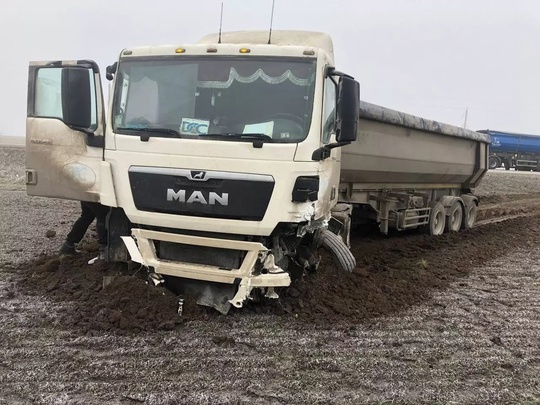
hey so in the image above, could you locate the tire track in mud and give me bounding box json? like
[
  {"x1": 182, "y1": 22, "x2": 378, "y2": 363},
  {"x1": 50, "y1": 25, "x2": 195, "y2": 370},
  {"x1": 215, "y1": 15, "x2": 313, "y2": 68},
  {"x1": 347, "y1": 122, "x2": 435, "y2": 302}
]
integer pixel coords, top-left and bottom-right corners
[{"x1": 477, "y1": 193, "x2": 540, "y2": 223}]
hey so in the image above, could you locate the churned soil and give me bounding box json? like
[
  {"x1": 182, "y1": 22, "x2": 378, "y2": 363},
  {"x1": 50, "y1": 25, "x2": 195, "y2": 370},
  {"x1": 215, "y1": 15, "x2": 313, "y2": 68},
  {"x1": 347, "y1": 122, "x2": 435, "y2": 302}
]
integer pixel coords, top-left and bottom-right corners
[
  {"x1": 279, "y1": 217, "x2": 540, "y2": 322},
  {"x1": 13, "y1": 200, "x2": 540, "y2": 334}
]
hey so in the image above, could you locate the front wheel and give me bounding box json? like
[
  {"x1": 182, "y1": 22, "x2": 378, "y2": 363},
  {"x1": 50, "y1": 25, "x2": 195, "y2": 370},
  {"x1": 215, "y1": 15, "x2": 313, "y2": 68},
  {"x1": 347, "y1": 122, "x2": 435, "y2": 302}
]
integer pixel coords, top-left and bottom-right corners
[{"x1": 319, "y1": 229, "x2": 356, "y2": 272}]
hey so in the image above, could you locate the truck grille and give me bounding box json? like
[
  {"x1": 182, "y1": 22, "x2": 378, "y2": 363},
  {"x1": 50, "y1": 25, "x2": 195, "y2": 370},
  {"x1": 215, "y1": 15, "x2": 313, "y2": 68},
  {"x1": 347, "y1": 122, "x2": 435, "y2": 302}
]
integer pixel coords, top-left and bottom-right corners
[{"x1": 128, "y1": 167, "x2": 274, "y2": 221}]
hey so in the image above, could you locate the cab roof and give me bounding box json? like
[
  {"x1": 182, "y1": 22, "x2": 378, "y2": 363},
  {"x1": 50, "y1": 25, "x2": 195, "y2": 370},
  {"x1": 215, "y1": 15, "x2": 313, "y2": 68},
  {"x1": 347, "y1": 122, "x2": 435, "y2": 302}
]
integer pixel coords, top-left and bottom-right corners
[{"x1": 198, "y1": 30, "x2": 334, "y2": 59}]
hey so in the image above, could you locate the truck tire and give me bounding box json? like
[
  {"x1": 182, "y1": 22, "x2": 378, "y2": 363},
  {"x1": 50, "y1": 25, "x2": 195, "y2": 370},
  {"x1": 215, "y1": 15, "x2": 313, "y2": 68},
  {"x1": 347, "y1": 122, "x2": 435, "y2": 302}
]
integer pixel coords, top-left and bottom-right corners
[
  {"x1": 488, "y1": 156, "x2": 500, "y2": 170},
  {"x1": 421, "y1": 202, "x2": 446, "y2": 236},
  {"x1": 461, "y1": 202, "x2": 478, "y2": 229},
  {"x1": 444, "y1": 201, "x2": 463, "y2": 233},
  {"x1": 319, "y1": 229, "x2": 356, "y2": 272}
]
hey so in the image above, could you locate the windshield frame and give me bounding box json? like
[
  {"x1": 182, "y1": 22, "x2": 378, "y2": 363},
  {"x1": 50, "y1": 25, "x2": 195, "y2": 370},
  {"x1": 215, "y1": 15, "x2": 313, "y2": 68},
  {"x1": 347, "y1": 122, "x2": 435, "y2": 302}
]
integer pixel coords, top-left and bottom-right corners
[{"x1": 111, "y1": 55, "x2": 317, "y2": 144}]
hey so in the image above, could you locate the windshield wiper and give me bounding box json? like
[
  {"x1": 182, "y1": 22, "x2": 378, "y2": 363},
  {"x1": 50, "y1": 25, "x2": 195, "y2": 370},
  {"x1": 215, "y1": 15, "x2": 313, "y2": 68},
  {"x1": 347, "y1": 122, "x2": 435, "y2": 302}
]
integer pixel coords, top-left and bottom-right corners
[
  {"x1": 116, "y1": 127, "x2": 182, "y2": 141},
  {"x1": 199, "y1": 133, "x2": 273, "y2": 147}
]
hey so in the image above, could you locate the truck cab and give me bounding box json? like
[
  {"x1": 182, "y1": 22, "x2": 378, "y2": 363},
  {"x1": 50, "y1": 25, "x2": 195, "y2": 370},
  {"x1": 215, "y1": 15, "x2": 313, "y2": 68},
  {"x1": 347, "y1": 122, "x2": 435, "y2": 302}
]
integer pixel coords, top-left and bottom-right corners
[{"x1": 26, "y1": 31, "x2": 360, "y2": 312}]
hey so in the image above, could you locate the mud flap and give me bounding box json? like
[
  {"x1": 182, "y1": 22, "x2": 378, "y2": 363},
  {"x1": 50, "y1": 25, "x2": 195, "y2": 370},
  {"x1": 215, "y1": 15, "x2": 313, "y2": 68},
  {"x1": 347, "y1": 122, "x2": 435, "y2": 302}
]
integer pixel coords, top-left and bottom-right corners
[{"x1": 330, "y1": 203, "x2": 353, "y2": 248}]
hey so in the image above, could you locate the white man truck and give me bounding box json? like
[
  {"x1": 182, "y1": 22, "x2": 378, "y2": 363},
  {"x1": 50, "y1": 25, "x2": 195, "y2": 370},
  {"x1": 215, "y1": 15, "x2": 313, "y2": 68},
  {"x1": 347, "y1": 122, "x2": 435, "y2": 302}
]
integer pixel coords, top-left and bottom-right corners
[{"x1": 26, "y1": 31, "x2": 489, "y2": 313}]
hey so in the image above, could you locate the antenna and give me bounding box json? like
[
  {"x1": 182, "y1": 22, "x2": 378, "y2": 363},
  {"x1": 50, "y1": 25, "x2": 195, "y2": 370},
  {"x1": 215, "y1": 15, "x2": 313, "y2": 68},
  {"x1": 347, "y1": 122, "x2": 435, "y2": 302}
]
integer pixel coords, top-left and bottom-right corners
[
  {"x1": 267, "y1": 0, "x2": 276, "y2": 44},
  {"x1": 218, "y1": 2, "x2": 224, "y2": 44},
  {"x1": 463, "y1": 107, "x2": 468, "y2": 129}
]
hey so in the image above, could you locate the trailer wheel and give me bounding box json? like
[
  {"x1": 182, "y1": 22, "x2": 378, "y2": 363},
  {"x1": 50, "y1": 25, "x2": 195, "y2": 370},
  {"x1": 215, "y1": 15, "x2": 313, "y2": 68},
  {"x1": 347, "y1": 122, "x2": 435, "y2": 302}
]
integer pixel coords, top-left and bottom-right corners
[
  {"x1": 319, "y1": 229, "x2": 356, "y2": 272},
  {"x1": 445, "y1": 201, "x2": 463, "y2": 233},
  {"x1": 488, "y1": 156, "x2": 500, "y2": 170},
  {"x1": 421, "y1": 202, "x2": 446, "y2": 236},
  {"x1": 461, "y1": 203, "x2": 478, "y2": 229}
]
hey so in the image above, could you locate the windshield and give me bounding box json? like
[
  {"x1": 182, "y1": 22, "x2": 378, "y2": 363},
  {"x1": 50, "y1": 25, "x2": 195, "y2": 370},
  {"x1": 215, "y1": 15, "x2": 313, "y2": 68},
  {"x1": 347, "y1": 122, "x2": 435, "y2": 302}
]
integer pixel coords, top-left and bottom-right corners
[{"x1": 112, "y1": 57, "x2": 316, "y2": 143}]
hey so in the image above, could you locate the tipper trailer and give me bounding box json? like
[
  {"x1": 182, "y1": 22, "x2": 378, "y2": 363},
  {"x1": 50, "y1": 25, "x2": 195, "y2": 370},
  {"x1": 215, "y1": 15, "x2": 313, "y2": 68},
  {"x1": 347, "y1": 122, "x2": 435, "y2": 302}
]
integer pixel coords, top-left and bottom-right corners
[{"x1": 26, "y1": 31, "x2": 489, "y2": 313}]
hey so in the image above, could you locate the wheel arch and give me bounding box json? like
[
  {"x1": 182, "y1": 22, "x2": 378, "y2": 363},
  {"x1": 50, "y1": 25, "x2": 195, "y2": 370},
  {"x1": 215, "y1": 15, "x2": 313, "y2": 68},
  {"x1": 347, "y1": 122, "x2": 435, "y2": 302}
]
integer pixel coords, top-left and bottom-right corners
[
  {"x1": 437, "y1": 195, "x2": 465, "y2": 215},
  {"x1": 460, "y1": 194, "x2": 479, "y2": 207}
]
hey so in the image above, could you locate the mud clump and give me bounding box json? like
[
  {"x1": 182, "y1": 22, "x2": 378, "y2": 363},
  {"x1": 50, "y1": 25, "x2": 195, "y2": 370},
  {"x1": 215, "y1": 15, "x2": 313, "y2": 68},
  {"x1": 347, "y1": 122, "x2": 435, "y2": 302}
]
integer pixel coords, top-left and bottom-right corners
[
  {"x1": 16, "y1": 253, "x2": 196, "y2": 333},
  {"x1": 75, "y1": 276, "x2": 184, "y2": 333}
]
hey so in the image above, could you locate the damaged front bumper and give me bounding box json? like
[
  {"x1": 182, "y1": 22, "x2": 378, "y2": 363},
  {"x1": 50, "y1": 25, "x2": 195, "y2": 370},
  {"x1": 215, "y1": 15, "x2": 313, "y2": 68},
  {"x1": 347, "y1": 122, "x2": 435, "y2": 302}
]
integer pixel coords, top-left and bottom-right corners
[{"x1": 121, "y1": 228, "x2": 291, "y2": 310}]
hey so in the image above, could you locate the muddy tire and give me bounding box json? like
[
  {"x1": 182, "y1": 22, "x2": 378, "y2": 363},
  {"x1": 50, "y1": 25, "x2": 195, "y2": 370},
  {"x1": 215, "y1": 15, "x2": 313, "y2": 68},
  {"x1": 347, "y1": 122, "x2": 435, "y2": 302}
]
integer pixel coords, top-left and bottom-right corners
[
  {"x1": 461, "y1": 202, "x2": 478, "y2": 229},
  {"x1": 421, "y1": 202, "x2": 446, "y2": 236},
  {"x1": 319, "y1": 229, "x2": 356, "y2": 272},
  {"x1": 445, "y1": 201, "x2": 463, "y2": 233}
]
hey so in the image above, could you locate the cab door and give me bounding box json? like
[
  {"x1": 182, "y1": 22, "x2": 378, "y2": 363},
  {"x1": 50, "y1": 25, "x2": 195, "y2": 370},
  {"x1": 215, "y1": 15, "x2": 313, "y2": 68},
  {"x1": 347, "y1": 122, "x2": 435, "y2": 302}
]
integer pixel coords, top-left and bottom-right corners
[
  {"x1": 26, "y1": 60, "x2": 105, "y2": 202},
  {"x1": 314, "y1": 68, "x2": 360, "y2": 218}
]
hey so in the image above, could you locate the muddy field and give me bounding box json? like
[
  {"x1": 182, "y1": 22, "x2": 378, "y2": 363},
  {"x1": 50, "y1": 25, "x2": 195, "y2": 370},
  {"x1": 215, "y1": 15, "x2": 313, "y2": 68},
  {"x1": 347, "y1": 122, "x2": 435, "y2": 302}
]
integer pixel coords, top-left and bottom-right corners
[{"x1": 1, "y1": 145, "x2": 540, "y2": 404}]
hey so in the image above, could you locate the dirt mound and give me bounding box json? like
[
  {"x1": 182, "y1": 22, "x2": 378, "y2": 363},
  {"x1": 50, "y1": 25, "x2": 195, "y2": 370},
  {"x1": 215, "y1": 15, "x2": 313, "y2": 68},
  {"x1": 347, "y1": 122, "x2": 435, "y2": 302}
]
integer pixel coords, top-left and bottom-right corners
[
  {"x1": 15, "y1": 215, "x2": 540, "y2": 333},
  {"x1": 16, "y1": 252, "x2": 192, "y2": 334}
]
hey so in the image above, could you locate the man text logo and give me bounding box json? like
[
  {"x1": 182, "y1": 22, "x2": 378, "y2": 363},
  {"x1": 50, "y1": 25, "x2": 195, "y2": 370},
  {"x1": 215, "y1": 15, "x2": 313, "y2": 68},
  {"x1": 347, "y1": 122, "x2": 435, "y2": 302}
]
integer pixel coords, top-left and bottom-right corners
[{"x1": 167, "y1": 189, "x2": 229, "y2": 206}]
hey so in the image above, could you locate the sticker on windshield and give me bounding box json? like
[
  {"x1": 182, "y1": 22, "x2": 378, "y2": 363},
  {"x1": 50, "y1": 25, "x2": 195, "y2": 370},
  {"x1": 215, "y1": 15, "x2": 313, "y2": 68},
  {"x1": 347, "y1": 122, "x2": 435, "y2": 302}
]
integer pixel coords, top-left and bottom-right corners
[
  {"x1": 180, "y1": 118, "x2": 209, "y2": 135},
  {"x1": 243, "y1": 121, "x2": 274, "y2": 136}
]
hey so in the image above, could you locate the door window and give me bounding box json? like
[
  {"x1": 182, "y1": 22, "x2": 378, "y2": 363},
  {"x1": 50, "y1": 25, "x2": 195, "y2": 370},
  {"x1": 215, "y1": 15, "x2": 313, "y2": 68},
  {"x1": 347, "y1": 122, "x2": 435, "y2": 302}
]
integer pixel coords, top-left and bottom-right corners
[
  {"x1": 34, "y1": 67, "x2": 97, "y2": 130},
  {"x1": 322, "y1": 76, "x2": 337, "y2": 144},
  {"x1": 35, "y1": 68, "x2": 63, "y2": 119}
]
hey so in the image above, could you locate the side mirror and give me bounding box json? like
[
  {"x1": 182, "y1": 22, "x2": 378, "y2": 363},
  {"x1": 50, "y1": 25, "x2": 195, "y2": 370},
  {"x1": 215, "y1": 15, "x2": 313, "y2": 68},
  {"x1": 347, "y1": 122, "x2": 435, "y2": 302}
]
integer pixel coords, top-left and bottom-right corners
[
  {"x1": 61, "y1": 67, "x2": 92, "y2": 128},
  {"x1": 336, "y1": 76, "x2": 360, "y2": 143}
]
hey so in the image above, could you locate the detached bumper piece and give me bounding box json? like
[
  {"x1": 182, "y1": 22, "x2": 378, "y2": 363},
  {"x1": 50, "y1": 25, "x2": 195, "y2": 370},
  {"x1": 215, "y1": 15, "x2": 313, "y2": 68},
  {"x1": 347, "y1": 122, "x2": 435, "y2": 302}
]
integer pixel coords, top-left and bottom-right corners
[{"x1": 121, "y1": 228, "x2": 291, "y2": 310}]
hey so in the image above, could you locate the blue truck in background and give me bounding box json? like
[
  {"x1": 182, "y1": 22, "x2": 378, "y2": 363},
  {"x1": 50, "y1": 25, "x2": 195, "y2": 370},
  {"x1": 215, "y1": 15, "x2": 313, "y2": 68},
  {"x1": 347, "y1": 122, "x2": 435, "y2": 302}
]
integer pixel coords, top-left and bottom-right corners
[{"x1": 478, "y1": 129, "x2": 540, "y2": 171}]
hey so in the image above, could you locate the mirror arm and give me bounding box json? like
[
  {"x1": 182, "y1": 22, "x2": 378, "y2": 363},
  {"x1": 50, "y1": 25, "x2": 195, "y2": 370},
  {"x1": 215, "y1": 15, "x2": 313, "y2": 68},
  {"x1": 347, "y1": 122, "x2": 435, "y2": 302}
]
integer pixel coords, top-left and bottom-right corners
[
  {"x1": 68, "y1": 126, "x2": 103, "y2": 148},
  {"x1": 325, "y1": 66, "x2": 355, "y2": 80},
  {"x1": 312, "y1": 141, "x2": 351, "y2": 161},
  {"x1": 68, "y1": 125, "x2": 94, "y2": 138}
]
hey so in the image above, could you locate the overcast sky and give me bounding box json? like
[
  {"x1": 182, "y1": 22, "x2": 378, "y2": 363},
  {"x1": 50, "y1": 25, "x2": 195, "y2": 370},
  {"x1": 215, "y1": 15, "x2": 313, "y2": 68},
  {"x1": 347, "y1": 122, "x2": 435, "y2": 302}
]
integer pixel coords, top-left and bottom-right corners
[{"x1": 1, "y1": 0, "x2": 539, "y2": 136}]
